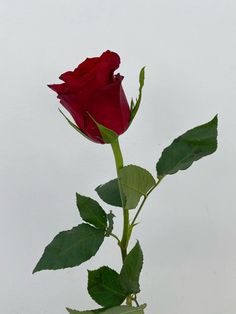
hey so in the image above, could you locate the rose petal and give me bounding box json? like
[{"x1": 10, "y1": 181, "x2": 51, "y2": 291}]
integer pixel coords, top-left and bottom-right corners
[
  {"x1": 101, "y1": 50, "x2": 120, "y2": 71},
  {"x1": 84, "y1": 77, "x2": 130, "y2": 136},
  {"x1": 48, "y1": 83, "x2": 68, "y2": 94}
]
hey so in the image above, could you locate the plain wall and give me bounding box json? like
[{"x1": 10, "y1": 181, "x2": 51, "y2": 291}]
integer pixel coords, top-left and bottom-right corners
[{"x1": 0, "y1": 0, "x2": 235, "y2": 313}]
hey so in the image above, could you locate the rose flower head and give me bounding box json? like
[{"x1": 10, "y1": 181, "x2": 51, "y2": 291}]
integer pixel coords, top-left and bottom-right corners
[{"x1": 48, "y1": 50, "x2": 131, "y2": 144}]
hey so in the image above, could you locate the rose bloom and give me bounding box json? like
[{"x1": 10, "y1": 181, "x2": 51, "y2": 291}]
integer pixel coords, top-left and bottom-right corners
[{"x1": 48, "y1": 51, "x2": 131, "y2": 143}]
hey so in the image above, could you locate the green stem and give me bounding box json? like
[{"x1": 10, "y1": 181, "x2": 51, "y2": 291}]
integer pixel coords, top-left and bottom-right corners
[
  {"x1": 111, "y1": 139, "x2": 160, "y2": 307},
  {"x1": 111, "y1": 139, "x2": 130, "y2": 262},
  {"x1": 121, "y1": 208, "x2": 129, "y2": 261},
  {"x1": 131, "y1": 177, "x2": 163, "y2": 227},
  {"x1": 110, "y1": 233, "x2": 121, "y2": 244},
  {"x1": 111, "y1": 138, "x2": 124, "y2": 174}
]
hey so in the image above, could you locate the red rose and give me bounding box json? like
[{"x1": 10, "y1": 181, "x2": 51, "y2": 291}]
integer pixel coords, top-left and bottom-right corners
[{"x1": 48, "y1": 50, "x2": 131, "y2": 144}]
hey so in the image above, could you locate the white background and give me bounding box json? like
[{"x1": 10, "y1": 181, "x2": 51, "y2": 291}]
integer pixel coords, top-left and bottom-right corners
[{"x1": 0, "y1": 0, "x2": 235, "y2": 313}]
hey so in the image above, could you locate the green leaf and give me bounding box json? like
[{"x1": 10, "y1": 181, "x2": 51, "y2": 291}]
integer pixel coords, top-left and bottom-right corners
[
  {"x1": 88, "y1": 266, "x2": 126, "y2": 307},
  {"x1": 119, "y1": 165, "x2": 156, "y2": 209},
  {"x1": 120, "y1": 241, "x2": 143, "y2": 294},
  {"x1": 156, "y1": 115, "x2": 218, "y2": 178},
  {"x1": 76, "y1": 193, "x2": 107, "y2": 230},
  {"x1": 102, "y1": 305, "x2": 146, "y2": 314},
  {"x1": 66, "y1": 305, "x2": 146, "y2": 314},
  {"x1": 96, "y1": 179, "x2": 122, "y2": 207},
  {"x1": 58, "y1": 109, "x2": 95, "y2": 143},
  {"x1": 130, "y1": 67, "x2": 145, "y2": 123},
  {"x1": 105, "y1": 211, "x2": 115, "y2": 237},
  {"x1": 33, "y1": 224, "x2": 104, "y2": 273},
  {"x1": 66, "y1": 309, "x2": 100, "y2": 314}
]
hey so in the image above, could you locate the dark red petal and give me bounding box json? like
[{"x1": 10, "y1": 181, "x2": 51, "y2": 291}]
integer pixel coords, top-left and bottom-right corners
[
  {"x1": 92, "y1": 51, "x2": 121, "y2": 86},
  {"x1": 58, "y1": 91, "x2": 105, "y2": 144},
  {"x1": 48, "y1": 83, "x2": 68, "y2": 94},
  {"x1": 100, "y1": 50, "x2": 120, "y2": 71},
  {"x1": 58, "y1": 93, "x2": 87, "y2": 129},
  {"x1": 59, "y1": 71, "x2": 74, "y2": 82},
  {"x1": 59, "y1": 99, "x2": 104, "y2": 144},
  {"x1": 52, "y1": 51, "x2": 120, "y2": 90},
  {"x1": 59, "y1": 98, "x2": 85, "y2": 130},
  {"x1": 73, "y1": 56, "x2": 100, "y2": 77},
  {"x1": 62, "y1": 89, "x2": 107, "y2": 142},
  {"x1": 84, "y1": 78, "x2": 131, "y2": 136}
]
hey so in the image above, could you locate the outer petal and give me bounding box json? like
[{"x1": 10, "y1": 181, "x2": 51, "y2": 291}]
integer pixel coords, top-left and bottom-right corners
[
  {"x1": 48, "y1": 83, "x2": 68, "y2": 94},
  {"x1": 100, "y1": 50, "x2": 120, "y2": 71},
  {"x1": 73, "y1": 56, "x2": 100, "y2": 77},
  {"x1": 74, "y1": 50, "x2": 120, "y2": 77},
  {"x1": 57, "y1": 91, "x2": 104, "y2": 143},
  {"x1": 59, "y1": 51, "x2": 120, "y2": 88},
  {"x1": 83, "y1": 75, "x2": 131, "y2": 141}
]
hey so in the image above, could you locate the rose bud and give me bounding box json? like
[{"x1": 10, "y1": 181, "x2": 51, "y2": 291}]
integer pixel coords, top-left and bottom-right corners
[{"x1": 48, "y1": 50, "x2": 131, "y2": 144}]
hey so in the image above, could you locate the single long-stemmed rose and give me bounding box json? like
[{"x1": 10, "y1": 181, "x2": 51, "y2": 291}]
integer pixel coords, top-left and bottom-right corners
[{"x1": 33, "y1": 50, "x2": 218, "y2": 314}]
